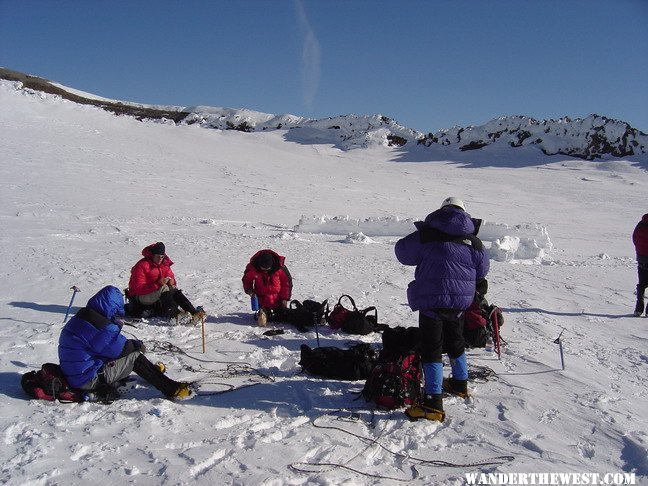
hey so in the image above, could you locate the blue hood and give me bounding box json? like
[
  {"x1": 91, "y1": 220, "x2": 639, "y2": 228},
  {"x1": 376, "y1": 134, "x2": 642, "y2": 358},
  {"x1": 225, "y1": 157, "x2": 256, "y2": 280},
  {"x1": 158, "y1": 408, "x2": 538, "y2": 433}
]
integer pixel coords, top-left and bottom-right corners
[{"x1": 86, "y1": 285, "x2": 125, "y2": 319}]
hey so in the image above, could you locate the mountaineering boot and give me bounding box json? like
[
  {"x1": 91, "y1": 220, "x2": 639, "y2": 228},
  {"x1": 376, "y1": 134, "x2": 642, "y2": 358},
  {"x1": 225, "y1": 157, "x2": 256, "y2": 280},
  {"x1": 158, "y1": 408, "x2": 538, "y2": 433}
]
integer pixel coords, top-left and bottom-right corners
[
  {"x1": 405, "y1": 394, "x2": 445, "y2": 422},
  {"x1": 443, "y1": 377, "x2": 470, "y2": 398},
  {"x1": 133, "y1": 354, "x2": 184, "y2": 398},
  {"x1": 256, "y1": 308, "x2": 268, "y2": 327},
  {"x1": 171, "y1": 383, "x2": 194, "y2": 400}
]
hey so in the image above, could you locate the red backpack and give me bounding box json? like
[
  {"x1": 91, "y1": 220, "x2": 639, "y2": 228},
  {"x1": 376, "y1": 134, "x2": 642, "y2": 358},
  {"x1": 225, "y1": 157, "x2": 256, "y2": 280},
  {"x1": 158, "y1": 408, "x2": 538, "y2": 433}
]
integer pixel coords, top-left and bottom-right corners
[
  {"x1": 21, "y1": 363, "x2": 85, "y2": 403},
  {"x1": 361, "y1": 350, "x2": 421, "y2": 409}
]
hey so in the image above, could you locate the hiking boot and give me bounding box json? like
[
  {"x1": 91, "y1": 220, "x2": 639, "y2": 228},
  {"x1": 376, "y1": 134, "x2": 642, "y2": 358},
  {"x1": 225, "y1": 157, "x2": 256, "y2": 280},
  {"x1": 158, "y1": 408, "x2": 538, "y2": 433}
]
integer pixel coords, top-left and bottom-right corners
[
  {"x1": 443, "y1": 377, "x2": 470, "y2": 398},
  {"x1": 170, "y1": 383, "x2": 194, "y2": 401},
  {"x1": 191, "y1": 306, "x2": 206, "y2": 325},
  {"x1": 256, "y1": 308, "x2": 268, "y2": 327},
  {"x1": 405, "y1": 394, "x2": 445, "y2": 422}
]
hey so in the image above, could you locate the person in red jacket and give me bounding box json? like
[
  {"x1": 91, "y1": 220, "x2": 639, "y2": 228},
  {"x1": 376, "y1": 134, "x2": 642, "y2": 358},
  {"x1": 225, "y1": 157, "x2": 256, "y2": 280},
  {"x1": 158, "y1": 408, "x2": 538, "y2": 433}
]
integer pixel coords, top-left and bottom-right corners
[
  {"x1": 128, "y1": 242, "x2": 204, "y2": 322},
  {"x1": 242, "y1": 249, "x2": 292, "y2": 326},
  {"x1": 632, "y1": 214, "x2": 648, "y2": 316}
]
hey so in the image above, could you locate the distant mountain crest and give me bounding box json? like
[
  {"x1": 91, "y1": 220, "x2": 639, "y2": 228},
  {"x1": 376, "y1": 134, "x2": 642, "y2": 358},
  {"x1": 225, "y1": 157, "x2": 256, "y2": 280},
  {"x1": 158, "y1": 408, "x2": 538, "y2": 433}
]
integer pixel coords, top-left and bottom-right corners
[
  {"x1": 2, "y1": 67, "x2": 646, "y2": 160},
  {"x1": 418, "y1": 114, "x2": 647, "y2": 160}
]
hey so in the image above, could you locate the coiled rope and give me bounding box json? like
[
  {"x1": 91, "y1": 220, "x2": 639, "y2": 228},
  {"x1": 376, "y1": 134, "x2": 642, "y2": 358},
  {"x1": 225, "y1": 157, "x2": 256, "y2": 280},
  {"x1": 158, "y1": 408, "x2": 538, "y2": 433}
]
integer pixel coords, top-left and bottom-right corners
[{"x1": 290, "y1": 409, "x2": 514, "y2": 481}]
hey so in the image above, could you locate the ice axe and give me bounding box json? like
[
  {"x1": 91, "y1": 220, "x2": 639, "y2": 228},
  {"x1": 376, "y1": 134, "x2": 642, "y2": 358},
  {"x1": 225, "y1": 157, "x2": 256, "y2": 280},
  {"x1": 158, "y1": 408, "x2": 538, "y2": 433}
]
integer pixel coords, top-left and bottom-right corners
[{"x1": 64, "y1": 285, "x2": 81, "y2": 323}]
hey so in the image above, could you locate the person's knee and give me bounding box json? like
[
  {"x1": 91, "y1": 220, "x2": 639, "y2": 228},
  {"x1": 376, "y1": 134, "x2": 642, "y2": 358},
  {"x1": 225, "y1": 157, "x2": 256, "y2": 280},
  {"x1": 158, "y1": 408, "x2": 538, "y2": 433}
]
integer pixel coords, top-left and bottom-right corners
[
  {"x1": 447, "y1": 347, "x2": 465, "y2": 360},
  {"x1": 446, "y1": 337, "x2": 465, "y2": 359}
]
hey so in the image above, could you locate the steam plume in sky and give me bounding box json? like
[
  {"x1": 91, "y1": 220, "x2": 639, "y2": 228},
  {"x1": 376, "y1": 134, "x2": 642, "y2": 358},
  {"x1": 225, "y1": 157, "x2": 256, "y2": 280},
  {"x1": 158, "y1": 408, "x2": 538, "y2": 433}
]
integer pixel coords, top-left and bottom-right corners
[{"x1": 294, "y1": 1, "x2": 321, "y2": 111}]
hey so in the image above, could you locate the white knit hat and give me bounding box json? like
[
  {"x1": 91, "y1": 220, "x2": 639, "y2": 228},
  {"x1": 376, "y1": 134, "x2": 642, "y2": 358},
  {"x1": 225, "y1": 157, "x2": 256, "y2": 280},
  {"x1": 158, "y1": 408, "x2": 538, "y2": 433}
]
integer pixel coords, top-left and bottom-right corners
[{"x1": 441, "y1": 197, "x2": 465, "y2": 211}]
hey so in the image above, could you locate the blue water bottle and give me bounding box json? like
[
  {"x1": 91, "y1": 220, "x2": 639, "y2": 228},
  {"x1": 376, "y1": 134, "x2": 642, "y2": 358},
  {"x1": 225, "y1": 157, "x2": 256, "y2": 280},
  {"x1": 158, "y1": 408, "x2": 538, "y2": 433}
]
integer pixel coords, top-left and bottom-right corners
[{"x1": 251, "y1": 294, "x2": 259, "y2": 311}]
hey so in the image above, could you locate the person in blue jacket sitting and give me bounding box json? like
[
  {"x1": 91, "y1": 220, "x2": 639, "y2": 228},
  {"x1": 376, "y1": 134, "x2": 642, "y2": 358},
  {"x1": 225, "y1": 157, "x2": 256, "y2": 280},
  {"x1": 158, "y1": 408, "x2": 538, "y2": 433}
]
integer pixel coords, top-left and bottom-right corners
[
  {"x1": 395, "y1": 197, "x2": 490, "y2": 421},
  {"x1": 58, "y1": 285, "x2": 192, "y2": 400}
]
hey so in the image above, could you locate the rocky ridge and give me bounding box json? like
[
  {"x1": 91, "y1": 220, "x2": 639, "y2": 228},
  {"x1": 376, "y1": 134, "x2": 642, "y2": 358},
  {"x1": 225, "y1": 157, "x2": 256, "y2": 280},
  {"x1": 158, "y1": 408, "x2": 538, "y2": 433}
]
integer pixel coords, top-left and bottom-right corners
[{"x1": 2, "y1": 67, "x2": 646, "y2": 160}]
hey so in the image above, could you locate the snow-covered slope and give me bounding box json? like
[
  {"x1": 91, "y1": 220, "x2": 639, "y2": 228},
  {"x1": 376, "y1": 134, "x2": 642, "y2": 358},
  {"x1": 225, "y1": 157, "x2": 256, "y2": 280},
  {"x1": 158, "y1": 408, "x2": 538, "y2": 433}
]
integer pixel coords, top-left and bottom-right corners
[{"x1": 1, "y1": 75, "x2": 647, "y2": 485}]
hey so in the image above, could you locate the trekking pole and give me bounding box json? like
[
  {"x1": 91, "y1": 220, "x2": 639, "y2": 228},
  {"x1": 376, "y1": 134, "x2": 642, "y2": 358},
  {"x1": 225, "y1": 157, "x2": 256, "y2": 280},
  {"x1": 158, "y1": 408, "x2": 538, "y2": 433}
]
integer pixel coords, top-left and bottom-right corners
[
  {"x1": 554, "y1": 328, "x2": 566, "y2": 370},
  {"x1": 201, "y1": 316, "x2": 206, "y2": 353},
  {"x1": 314, "y1": 319, "x2": 320, "y2": 347},
  {"x1": 492, "y1": 308, "x2": 502, "y2": 360},
  {"x1": 64, "y1": 286, "x2": 80, "y2": 323}
]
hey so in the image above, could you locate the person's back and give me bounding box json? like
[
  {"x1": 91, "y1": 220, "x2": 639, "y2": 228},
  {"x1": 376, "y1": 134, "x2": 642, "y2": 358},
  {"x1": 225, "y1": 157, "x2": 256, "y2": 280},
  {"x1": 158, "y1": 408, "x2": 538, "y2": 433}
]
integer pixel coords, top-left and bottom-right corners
[
  {"x1": 395, "y1": 197, "x2": 489, "y2": 422},
  {"x1": 58, "y1": 286, "x2": 127, "y2": 388},
  {"x1": 395, "y1": 204, "x2": 489, "y2": 312},
  {"x1": 58, "y1": 285, "x2": 193, "y2": 400}
]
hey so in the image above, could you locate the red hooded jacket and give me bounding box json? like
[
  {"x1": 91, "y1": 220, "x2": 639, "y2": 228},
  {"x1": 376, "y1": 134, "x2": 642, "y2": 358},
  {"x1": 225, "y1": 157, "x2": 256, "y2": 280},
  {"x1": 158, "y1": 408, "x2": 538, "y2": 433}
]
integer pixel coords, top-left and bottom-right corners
[
  {"x1": 128, "y1": 244, "x2": 176, "y2": 296},
  {"x1": 633, "y1": 214, "x2": 648, "y2": 259},
  {"x1": 242, "y1": 250, "x2": 292, "y2": 309}
]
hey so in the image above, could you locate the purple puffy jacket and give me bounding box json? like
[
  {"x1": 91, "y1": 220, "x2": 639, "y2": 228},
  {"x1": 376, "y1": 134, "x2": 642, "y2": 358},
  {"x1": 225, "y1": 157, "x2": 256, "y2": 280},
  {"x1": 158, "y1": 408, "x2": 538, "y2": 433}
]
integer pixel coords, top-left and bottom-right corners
[{"x1": 395, "y1": 206, "x2": 490, "y2": 311}]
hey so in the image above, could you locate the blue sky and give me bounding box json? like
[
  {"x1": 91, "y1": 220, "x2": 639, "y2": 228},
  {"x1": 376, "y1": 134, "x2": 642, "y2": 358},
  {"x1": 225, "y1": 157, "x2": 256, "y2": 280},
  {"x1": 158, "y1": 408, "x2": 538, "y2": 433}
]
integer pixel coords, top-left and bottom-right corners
[{"x1": 1, "y1": 0, "x2": 647, "y2": 133}]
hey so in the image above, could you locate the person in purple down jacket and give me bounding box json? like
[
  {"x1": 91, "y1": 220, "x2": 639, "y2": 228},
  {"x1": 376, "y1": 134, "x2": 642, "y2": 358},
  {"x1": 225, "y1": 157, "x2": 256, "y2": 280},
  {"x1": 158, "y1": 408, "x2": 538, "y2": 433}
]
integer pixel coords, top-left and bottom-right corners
[{"x1": 395, "y1": 197, "x2": 489, "y2": 422}]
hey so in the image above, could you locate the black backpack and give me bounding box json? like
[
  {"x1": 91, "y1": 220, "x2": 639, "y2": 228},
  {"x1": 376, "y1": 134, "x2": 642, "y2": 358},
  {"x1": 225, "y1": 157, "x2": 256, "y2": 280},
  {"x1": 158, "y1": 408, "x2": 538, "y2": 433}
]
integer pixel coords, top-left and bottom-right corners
[
  {"x1": 298, "y1": 343, "x2": 378, "y2": 380},
  {"x1": 381, "y1": 326, "x2": 420, "y2": 355},
  {"x1": 21, "y1": 363, "x2": 85, "y2": 403},
  {"x1": 283, "y1": 299, "x2": 328, "y2": 331}
]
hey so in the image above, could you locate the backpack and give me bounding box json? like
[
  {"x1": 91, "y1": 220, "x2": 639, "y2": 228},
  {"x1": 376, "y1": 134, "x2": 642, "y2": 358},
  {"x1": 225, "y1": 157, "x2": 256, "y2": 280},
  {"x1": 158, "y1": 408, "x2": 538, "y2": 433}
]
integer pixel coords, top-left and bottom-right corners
[
  {"x1": 21, "y1": 363, "x2": 85, "y2": 403},
  {"x1": 298, "y1": 343, "x2": 378, "y2": 380},
  {"x1": 381, "y1": 326, "x2": 420, "y2": 355},
  {"x1": 361, "y1": 350, "x2": 421, "y2": 409},
  {"x1": 326, "y1": 295, "x2": 379, "y2": 335},
  {"x1": 360, "y1": 326, "x2": 422, "y2": 409},
  {"x1": 464, "y1": 293, "x2": 504, "y2": 348},
  {"x1": 283, "y1": 299, "x2": 328, "y2": 331}
]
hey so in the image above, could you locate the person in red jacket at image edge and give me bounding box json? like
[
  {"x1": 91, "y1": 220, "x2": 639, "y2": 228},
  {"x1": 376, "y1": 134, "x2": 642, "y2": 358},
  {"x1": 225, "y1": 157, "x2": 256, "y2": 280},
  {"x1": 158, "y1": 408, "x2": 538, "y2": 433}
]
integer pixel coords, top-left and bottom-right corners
[
  {"x1": 632, "y1": 213, "x2": 648, "y2": 316},
  {"x1": 242, "y1": 249, "x2": 293, "y2": 326}
]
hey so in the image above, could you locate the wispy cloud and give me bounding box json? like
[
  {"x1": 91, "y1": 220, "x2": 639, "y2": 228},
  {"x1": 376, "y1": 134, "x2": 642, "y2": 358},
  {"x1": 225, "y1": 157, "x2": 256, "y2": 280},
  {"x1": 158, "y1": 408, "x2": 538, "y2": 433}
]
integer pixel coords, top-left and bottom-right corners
[{"x1": 294, "y1": 0, "x2": 321, "y2": 112}]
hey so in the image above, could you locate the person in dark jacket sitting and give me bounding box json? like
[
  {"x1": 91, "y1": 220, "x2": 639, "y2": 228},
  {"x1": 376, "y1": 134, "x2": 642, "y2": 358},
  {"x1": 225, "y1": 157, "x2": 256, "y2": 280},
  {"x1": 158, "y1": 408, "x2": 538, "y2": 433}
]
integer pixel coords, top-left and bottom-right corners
[
  {"x1": 395, "y1": 197, "x2": 490, "y2": 422},
  {"x1": 633, "y1": 213, "x2": 648, "y2": 316},
  {"x1": 58, "y1": 285, "x2": 192, "y2": 400}
]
